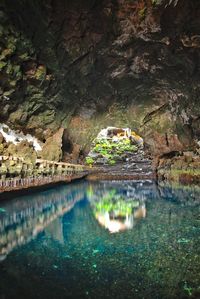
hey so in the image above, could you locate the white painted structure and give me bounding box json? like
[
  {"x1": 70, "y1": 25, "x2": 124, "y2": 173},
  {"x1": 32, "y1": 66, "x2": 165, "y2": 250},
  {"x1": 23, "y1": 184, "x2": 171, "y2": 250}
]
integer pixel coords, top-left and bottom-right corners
[{"x1": 0, "y1": 123, "x2": 42, "y2": 151}]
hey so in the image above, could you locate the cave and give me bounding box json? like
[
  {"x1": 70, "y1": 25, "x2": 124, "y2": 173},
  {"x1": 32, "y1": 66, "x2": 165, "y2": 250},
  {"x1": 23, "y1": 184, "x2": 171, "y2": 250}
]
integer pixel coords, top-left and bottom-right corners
[
  {"x1": 0, "y1": 1, "x2": 200, "y2": 298},
  {"x1": 0, "y1": 0, "x2": 199, "y2": 161},
  {"x1": 61, "y1": 129, "x2": 74, "y2": 160}
]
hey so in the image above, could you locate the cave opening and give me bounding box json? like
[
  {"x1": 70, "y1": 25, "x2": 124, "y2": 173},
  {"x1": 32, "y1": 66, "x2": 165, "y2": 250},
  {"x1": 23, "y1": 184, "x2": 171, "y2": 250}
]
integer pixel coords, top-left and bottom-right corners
[
  {"x1": 85, "y1": 126, "x2": 144, "y2": 166},
  {"x1": 62, "y1": 129, "x2": 74, "y2": 161}
]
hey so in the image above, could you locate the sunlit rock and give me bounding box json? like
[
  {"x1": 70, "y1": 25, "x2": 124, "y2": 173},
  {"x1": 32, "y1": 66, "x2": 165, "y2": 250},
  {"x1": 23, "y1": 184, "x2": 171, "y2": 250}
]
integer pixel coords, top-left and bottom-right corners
[{"x1": 0, "y1": 123, "x2": 42, "y2": 151}]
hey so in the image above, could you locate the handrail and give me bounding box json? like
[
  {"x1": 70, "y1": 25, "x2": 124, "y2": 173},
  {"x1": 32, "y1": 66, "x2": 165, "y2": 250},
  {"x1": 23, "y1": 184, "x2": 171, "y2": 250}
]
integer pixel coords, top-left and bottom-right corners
[
  {"x1": 0, "y1": 155, "x2": 89, "y2": 171},
  {"x1": 0, "y1": 155, "x2": 91, "y2": 191}
]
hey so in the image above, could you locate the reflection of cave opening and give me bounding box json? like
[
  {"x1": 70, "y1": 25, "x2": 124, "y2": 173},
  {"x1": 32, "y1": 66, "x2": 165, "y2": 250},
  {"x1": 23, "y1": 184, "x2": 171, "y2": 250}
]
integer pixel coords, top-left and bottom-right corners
[
  {"x1": 87, "y1": 184, "x2": 147, "y2": 233},
  {"x1": 62, "y1": 129, "x2": 73, "y2": 161}
]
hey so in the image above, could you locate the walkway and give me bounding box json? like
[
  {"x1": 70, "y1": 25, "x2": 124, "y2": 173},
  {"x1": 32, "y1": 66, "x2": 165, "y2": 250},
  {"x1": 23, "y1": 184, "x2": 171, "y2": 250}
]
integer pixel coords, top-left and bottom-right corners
[{"x1": 0, "y1": 156, "x2": 89, "y2": 192}]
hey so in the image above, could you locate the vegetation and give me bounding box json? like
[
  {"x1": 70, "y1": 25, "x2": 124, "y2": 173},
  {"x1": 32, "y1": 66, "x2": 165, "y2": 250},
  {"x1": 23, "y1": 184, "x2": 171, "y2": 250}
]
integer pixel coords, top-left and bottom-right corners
[
  {"x1": 139, "y1": 7, "x2": 146, "y2": 19},
  {"x1": 86, "y1": 137, "x2": 138, "y2": 165},
  {"x1": 85, "y1": 157, "x2": 94, "y2": 166},
  {"x1": 93, "y1": 190, "x2": 139, "y2": 217}
]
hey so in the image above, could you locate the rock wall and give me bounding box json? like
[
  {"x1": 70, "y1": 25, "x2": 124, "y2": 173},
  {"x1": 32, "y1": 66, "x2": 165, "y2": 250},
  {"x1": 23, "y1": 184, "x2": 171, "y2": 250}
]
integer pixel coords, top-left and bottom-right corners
[
  {"x1": 0, "y1": 0, "x2": 200, "y2": 161},
  {"x1": 157, "y1": 151, "x2": 200, "y2": 183}
]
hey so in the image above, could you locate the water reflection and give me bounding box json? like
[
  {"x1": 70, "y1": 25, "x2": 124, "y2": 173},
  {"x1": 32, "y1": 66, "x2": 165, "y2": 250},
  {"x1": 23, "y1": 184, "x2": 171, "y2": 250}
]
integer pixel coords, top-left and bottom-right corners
[
  {"x1": 158, "y1": 182, "x2": 200, "y2": 206},
  {"x1": 0, "y1": 180, "x2": 200, "y2": 299},
  {"x1": 0, "y1": 183, "x2": 86, "y2": 261},
  {"x1": 0, "y1": 180, "x2": 200, "y2": 261},
  {"x1": 87, "y1": 181, "x2": 152, "y2": 233}
]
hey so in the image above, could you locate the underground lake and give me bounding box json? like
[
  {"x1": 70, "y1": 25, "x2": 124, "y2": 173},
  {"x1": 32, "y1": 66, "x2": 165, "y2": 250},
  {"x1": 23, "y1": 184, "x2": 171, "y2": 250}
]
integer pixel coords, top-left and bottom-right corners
[
  {"x1": 0, "y1": 180, "x2": 199, "y2": 299},
  {"x1": 1, "y1": 1, "x2": 200, "y2": 298}
]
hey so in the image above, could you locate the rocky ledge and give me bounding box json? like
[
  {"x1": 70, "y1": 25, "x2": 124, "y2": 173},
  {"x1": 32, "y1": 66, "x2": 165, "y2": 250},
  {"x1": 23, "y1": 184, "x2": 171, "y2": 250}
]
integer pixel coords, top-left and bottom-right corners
[{"x1": 157, "y1": 151, "x2": 200, "y2": 184}]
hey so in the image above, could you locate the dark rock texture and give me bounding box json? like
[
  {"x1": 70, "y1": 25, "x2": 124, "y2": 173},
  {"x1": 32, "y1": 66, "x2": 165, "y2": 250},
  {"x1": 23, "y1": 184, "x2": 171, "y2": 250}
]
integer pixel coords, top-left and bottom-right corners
[
  {"x1": 157, "y1": 151, "x2": 200, "y2": 183},
  {"x1": 0, "y1": 0, "x2": 200, "y2": 160}
]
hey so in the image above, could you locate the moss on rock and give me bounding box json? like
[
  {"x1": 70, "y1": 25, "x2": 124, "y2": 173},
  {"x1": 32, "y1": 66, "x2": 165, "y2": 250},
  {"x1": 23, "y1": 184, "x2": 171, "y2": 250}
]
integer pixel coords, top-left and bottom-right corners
[{"x1": 157, "y1": 152, "x2": 200, "y2": 183}]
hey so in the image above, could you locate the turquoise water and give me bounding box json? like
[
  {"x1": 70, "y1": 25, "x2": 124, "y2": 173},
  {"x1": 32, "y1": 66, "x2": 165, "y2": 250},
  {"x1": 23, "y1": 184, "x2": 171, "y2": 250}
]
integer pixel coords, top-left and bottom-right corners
[{"x1": 0, "y1": 180, "x2": 200, "y2": 299}]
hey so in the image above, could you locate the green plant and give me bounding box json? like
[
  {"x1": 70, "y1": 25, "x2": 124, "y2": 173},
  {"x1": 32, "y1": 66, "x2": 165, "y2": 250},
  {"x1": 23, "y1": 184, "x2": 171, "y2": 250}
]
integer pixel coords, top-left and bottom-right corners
[
  {"x1": 87, "y1": 132, "x2": 140, "y2": 166},
  {"x1": 109, "y1": 159, "x2": 116, "y2": 165},
  {"x1": 139, "y1": 7, "x2": 146, "y2": 19},
  {"x1": 183, "y1": 282, "x2": 193, "y2": 296},
  {"x1": 85, "y1": 157, "x2": 94, "y2": 165}
]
